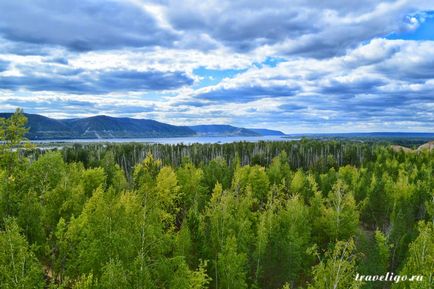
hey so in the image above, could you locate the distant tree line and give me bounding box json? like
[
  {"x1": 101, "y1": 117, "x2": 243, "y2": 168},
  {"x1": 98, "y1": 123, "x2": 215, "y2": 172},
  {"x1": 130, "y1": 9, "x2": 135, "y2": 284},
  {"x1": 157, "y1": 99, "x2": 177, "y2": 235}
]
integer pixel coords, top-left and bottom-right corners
[{"x1": 56, "y1": 139, "x2": 378, "y2": 180}]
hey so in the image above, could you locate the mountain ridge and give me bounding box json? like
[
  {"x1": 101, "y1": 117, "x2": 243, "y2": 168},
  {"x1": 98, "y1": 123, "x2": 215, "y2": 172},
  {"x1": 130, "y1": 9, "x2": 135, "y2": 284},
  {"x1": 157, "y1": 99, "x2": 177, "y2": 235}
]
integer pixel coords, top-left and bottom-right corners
[
  {"x1": 247, "y1": 128, "x2": 285, "y2": 136},
  {"x1": 188, "y1": 125, "x2": 259, "y2": 136},
  {"x1": 0, "y1": 113, "x2": 285, "y2": 140}
]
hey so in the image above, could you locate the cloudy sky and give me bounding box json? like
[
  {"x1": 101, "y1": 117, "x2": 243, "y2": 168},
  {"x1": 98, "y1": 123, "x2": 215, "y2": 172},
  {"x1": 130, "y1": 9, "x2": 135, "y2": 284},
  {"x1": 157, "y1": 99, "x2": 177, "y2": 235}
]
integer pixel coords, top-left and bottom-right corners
[{"x1": 0, "y1": 0, "x2": 433, "y2": 133}]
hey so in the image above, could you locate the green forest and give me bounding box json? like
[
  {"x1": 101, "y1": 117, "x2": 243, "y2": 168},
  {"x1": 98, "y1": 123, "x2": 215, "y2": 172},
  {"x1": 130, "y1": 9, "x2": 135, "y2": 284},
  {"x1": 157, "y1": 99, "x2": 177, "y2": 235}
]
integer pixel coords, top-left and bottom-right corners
[{"x1": 0, "y1": 110, "x2": 432, "y2": 289}]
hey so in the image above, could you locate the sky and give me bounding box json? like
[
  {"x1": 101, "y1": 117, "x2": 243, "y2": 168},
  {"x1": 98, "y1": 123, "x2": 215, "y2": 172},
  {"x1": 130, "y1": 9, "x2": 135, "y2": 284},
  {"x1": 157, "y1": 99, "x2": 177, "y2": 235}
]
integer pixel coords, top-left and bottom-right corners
[{"x1": 0, "y1": 0, "x2": 433, "y2": 133}]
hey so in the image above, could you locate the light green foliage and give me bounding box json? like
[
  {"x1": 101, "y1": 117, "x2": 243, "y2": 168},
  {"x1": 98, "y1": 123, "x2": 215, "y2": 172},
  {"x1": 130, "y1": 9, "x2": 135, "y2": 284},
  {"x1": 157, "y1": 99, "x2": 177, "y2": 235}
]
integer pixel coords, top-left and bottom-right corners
[
  {"x1": 53, "y1": 218, "x2": 68, "y2": 284},
  {"x1": 232, "y1": 164, "x2": 270, "y2": 202},
  {"x1": 362, "y1": 173, "x2": 391, "y2": 230},
  {"x1": 372, "y1": 230, "x2": 390, "y2": 273},
  {"x1": 394, "y1": 221, "x2": 434, "y2": 289},
  {"x1": 52, "y1": 163, "x2": 88, "y2": 220},
  {"x1": 308, "y1": 239, "x2": 362, "y2": 289},
  {"x1": 175, "y1": 223, "x2": 193, "y2": 263},
  {"x1": 290, "y1": 169, "x2": 307, "y2": 195},
  {"x1": 0, "y1": 218, "x2": 44, "y2": 289},
  {"x1": 156, "y1": 166, "x2": 181, "y2": 227},
  {"x1": 27, "y1": 151, "x2": 66, "y2": 195},
  {"x1": 387, "y1": 170, "x2": 419, "y2": 267},
  {"x1": 82, "y1": 167, "x2": 106, "y2": 196},
  {"x1": 314, "y1": 179, "x2": 359, "y2": 244},
  {"x1": 65, "y1": 188, "x2": 143, "y2": 277},
  {"x1": 257, "y1": 195, "x2": 312, "y2": 288},
  {"x1": 177, "y1": 157, "x2": 207, "y2": 211},
  {"x1": 337, "y1": 165, "x2": 360, "y2": 190},
  {"x1": 0, "y1": 168, "x2": 8, "y2": 220},
  {"x1": 267, "y1": 151, "x2": 291, "y2": 187},
  {"x1": 133, "y1": 152, "x2": 161, "y2": 192},
  {"x1": 72, "y1": 274, "x2": 95, "y2": 289},
  {"x1": 217, "y1": 235, "x2": 248, "y2": 289},
  {"x1": 357, "y1": 230, "x2": 391, "y2": 289},
  {"x1": 101, "y1": 151, "x2": 127, "y2": 192},
  {"x1": 190, "y1": 260, "x2": 211, "y2": 289},
  {"x1": 0, "y1": 108, "x2": 28, "y2": 148},
  {"x1": 17, "y1": 191, "x2": 44, "y2": 247},
  {"x1": 202, "y1": 182, "x2": 254, "y2": 288},
  {"x1": 41, "y1": 162, "x2": 86, "y2": 233},
  {"x1": 203, "y1": 156, "x2": 232, "y2": 190},
  {"x1": 99, "y1": 259, "x2": 128, "y2": 289},
  {"x1": 290, "y1": 169, "x2": 319, "y2": 201},
  {"x1": 319, "y1": 167, "x2": 337, "y2": 195}
]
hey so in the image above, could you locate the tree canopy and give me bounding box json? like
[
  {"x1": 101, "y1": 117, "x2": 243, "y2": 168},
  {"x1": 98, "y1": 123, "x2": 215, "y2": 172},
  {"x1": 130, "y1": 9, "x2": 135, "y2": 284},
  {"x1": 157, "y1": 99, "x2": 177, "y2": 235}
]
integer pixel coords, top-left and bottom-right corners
[{"x1": 0, "y1": 110, "x2": 433, "y2": 288}]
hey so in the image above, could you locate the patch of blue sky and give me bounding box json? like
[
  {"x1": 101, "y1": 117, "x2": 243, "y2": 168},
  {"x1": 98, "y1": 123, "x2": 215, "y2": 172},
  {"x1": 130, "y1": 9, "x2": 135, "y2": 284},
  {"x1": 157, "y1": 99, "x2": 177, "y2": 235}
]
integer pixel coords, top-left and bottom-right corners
[
  {"x1": 193, "y1": 57, "x2": 286, "y2": 88},
  {"x1": 260, "y1": 57, "x2": 286, "y2": 67},
  {"x1": 193, "y1": 67, "x2": 247, "y2": 88},
  {"x1": 252, "y1": 56, "x2": 287, "y2": 68},
  {"x1": 387, "y1": 11, "x2": 434, "y2": 40}
]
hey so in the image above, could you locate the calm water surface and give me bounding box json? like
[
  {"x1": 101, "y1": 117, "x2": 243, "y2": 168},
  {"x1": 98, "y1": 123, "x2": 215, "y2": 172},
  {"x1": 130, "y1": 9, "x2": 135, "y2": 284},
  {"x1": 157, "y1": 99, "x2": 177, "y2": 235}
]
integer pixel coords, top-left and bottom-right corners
[{"x1": 33, "y1": 135, "x2": 298, "y2": 145}]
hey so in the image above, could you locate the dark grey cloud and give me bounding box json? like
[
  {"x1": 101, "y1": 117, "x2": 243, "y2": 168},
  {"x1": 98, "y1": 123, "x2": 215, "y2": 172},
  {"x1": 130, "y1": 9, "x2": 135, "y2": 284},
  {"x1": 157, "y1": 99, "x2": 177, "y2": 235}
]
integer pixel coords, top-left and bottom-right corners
[
  {"x1": 279, "y1": 23, "x2": 397, "y2": 59},
  {"x1": 376, "y1": 58, "x2": 434, "y2": 80},
  {"x1": 4, "y1": 97, "x2": 157, "y2": 116},
  {"x1": 278, "y1": 104, "x2": 305, "y2": 111},
  {"x1": 0, "y1": 70, "x2": 193, "y2": 93},
  {"x1": 307, "y1": 94, "x2": 410, "y2": 112},
  {"x1": 169, "y1": 5, "x2": 319, "y2": 52},
  {"x1": 97, "y1": 70, "x2": 193, "y2": 91},
  {"x1": 0, "y1": 43, "x2": 43, "y2": 56},
  {"x1": 0, "y1": 76, "x2": 92, "y2": 93},
  {"x1": 177, "y1": 101, "x2": 209, "y2": 107},
  {"x1": 165, "y1": 0, "x2": 423, "y2": 57},
  {"x1": 5, "y1": 98, "x2": 94, "y2": 109},
  {"x1": 47, "y1": 57, "x2": 69, "y2": 65},
  {"x1": 269, "y1": 107, "x2": 429, "y2": 127},
  {"x1": 0, "y1": 0, "x2": 177, "y2": 51},
  {"x1": 275, "y1": 91, "x2": 433, "y2": 129},
  {"x1": 14, "y1": 63, "x2": 86, "y2": 77},
  {"x1": 0, "y1": 0, "x2": 426, "y2": 58},
  {"x1": 320, "y1": 78, "x2": 387, "y2": 94}
]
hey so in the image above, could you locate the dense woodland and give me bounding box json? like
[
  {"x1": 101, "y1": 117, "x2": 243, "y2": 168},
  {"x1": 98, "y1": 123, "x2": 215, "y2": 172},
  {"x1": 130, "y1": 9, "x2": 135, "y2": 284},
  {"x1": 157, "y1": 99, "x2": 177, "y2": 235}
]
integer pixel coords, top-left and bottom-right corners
[{"x1": 0, "y1": 110, "x2": 433, "y2": 289}]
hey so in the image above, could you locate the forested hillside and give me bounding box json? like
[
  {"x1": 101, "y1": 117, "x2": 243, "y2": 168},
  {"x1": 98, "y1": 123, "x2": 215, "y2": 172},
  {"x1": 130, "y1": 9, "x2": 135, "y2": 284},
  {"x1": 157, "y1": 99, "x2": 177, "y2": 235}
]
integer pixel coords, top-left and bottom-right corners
[
  {"x1": 0, "y1": 110, "x2": 433, "y2": 289},
  {"x1": 0, "y1": 113, "x2": 286, "y2": 139},
  {"x1": 0, "y1": 113, "x2": 196, "y2": 139}
]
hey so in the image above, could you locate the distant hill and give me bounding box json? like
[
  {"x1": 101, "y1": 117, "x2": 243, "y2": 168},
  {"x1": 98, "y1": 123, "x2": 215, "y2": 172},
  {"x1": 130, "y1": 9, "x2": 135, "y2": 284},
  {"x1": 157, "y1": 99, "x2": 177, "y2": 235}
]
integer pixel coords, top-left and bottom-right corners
[
  {"x1": 390, "y1": 145, "x2": 413, "y2": 152},
  {"x1": 0, "y1": 113, "x2": 283, "y2": 140},
  {"x1": 0, "y1": 113, "x2": 194, "y2": 139},
  {"x1": 188, "y1": 125, "x2": 259, "y2": 136},
  {"x1": 61, "y1": 116, "x2": 195, "y2": 139},
  {"x1": 0, "y1": 113, "x2": 74, "y2": 139},
  {"x1": 247, "y1": 128, "x2": 285, "y2": 136},
  {"x1": 391, "y1": 141, "x2": 434, "y2": 152},
  {"x1": 417, "y1": 141, "x2": 434, "y2": 151}
]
